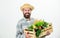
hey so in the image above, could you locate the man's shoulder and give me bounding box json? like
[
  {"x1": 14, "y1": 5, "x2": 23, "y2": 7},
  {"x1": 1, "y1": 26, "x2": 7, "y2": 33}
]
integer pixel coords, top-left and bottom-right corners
[
  {"x1": 18, "y1": 18, "x2": 24, "y2": 23},
  {"x1": 31, "y1": 18, "x2": 37, "y2": 21},
  {"x1": 17, "y1": 19, "x2": 23, "y2": 26}
]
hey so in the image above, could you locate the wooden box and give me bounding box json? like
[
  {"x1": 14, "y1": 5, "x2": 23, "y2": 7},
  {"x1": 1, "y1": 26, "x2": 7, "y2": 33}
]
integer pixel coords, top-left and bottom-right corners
[{"x1": 24, "y1": 24, "x2": 53, "y2": 38}]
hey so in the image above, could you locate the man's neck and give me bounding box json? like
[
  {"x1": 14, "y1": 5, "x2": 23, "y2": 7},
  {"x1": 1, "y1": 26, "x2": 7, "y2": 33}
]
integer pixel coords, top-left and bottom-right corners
[{"x1": 25, "y1": 18, "x2": 30, "y2": 21}]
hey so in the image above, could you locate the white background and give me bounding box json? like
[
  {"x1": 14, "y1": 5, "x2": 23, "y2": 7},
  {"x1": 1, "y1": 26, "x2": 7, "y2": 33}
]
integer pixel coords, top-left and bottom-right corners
[{"x1": 0, "y1": 0, "x2": 60, "y2": 38}]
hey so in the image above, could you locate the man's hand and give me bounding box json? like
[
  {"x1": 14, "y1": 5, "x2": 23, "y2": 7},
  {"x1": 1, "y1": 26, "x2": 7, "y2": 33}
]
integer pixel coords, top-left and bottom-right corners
[
  {"x1": 25, "y1": 32, "x2": 32, "y2": 38},
  {"x1": 46, "y1": 31, "x2": 50, "y2": 36}
]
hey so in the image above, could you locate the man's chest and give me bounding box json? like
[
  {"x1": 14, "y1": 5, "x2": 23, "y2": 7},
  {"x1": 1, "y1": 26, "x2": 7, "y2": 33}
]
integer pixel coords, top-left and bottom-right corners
[{"x1": 21, "y1": 21, "x2": 33, "y2": 30}]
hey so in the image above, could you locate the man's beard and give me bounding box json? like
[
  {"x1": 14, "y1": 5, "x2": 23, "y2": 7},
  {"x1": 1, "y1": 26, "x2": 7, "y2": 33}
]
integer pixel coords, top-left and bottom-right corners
[{"x1": 23, "y1": 13, "x2": 31, "y2": 19}]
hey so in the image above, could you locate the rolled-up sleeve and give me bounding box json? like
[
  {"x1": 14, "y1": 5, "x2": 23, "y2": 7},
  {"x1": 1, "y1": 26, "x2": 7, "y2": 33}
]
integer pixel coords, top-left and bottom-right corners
[{"x1": 16, "y1": 21, "x2": 23, "y2": 38}]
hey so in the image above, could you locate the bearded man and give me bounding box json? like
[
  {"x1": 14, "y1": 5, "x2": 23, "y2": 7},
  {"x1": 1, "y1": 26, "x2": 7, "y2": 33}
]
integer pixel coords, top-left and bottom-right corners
[{"x1": 16, "y1": 3, "x2": 50, "y2": 38}]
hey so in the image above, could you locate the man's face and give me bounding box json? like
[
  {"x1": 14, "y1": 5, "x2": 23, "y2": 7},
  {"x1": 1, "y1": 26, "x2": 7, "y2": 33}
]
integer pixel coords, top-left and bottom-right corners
[{"x1": 23, "y1": 8, "x2": 32, "y2": 18}]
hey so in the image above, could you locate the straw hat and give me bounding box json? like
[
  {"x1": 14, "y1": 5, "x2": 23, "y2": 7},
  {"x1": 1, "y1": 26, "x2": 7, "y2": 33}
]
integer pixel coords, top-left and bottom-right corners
[{"x1": 20, "y1": 3, "x2": 34, "y2": 11}]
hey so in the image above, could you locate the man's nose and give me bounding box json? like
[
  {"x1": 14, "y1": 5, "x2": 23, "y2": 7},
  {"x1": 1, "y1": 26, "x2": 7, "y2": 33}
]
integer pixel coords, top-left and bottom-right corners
[{"x1": 26, "y1": 10, "x2": 29, "y2": 13}]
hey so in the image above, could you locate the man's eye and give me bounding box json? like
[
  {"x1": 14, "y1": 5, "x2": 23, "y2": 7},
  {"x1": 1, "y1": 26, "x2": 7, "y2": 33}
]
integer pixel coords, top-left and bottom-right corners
[
  {"x1": 28, "y1": 10, "x2": 29, "y2": 11},
  {"x1": 25, "y1": 10, "x2": 27, "y2": 11}
]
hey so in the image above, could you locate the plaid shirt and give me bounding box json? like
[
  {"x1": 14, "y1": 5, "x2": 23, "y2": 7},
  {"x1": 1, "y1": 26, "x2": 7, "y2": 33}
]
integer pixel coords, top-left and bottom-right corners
[{"x1": 16, "y1": 18, "x2": 35, "y2": 38}]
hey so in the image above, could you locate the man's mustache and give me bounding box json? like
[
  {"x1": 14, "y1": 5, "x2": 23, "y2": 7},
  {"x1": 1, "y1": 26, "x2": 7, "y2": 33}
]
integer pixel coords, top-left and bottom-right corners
[
  {"x1": 24, "y1": 13, "x2": 30, "y2": 15},
  {"x1": 25, "y1": 13, "x2": 30, "y2": 14}
]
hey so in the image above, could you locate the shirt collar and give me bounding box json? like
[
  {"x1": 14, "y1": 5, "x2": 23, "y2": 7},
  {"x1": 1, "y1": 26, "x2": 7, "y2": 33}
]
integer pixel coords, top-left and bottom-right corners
[{"x1": 23, "y1": 17, "x2": 32, "y2": 21}]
